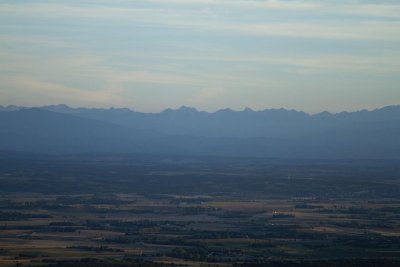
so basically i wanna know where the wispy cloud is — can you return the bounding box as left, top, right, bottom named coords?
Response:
left=1, top=2, right=400, bottom=41
left=120, top=0, right=400, bottom=18
left=189, top=87, right=227, bottom=106
left=0, top=0, right=400, bottom=19
left=0, top=75, right=129, bottom=107
left=0, top=0, right=399, bottom=111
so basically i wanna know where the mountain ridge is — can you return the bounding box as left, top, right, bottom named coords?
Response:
left=0, top=104, right=399, bottom=159
left=1, top=104, right=400, bottom=117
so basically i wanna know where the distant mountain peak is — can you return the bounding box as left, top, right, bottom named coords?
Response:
left=0, top=105, right=23, bottom=111
left=177, top=106, right=198, bottom=112
left=374, top=105, right=400, bottom=112
left=216, top=108, right=234, bottom=113
left=162, top=106, right=198, bottom=114
left=2, top=104, right=400, bottom=117
left=43, top=104, right=75, bottom=114
left=45, top=104, right=70, bottom=108
left=314, top=111, right=332, bottom=117
left=56, top=104, right=70, bottom=108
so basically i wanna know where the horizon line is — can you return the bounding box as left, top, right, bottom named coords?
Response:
left=1, top=103, right=399, bottom=116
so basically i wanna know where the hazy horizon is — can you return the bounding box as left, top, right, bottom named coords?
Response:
left=1, top=102, right=400, bottom=115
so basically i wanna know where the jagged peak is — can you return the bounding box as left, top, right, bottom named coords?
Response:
left=373, top=105, right=400, bottom=113
left=177, top=106, right=198, bottom=112
left=243, top=107, right=254, bottom=112
left=161, top=106, right=198, bottom=114
left=2, top=104, right=399, bottom=116
left=0, top=105, right=23, bottom=111
left=215, top=108, right=235, bottom=113
left=313, top=111, right=333, bottom=118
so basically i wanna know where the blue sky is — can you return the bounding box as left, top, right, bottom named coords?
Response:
left=0, top=0, right=399, bottom=113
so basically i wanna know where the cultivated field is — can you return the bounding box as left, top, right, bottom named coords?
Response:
left=0, top=154, right=399, bottom=266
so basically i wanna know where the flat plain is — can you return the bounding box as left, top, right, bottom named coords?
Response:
left=0, top=154, right=399, bottom=266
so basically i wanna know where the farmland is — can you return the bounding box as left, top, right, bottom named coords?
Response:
left=0, top=154, right=399, bottom=266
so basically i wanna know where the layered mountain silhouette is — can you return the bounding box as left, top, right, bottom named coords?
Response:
left=0, top=104, right=399, bottom=159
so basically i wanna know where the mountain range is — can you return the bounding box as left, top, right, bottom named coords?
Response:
left=0, top=104, right=399, bottom=159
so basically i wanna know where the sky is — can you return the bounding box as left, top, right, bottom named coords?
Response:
left=0, top=0, right=400, bottom=113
